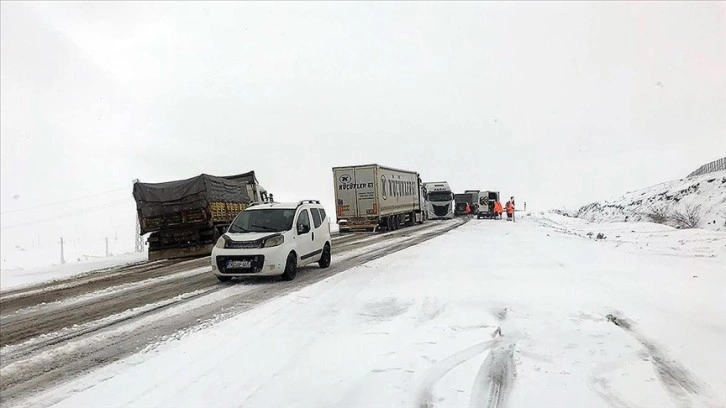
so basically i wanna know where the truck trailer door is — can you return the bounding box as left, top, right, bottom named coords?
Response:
left=353, top=166, right=376, bottom=217
left=334, top=168, right=358, bottom=219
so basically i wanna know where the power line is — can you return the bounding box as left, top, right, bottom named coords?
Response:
left=1, top=187, right=128, bottom=215
left=0, top=198, right=130, bottom=230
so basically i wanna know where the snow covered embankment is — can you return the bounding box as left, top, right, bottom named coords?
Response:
left=532, top=213, right=726, bottom=259
left=559, top=170, right=726, bottom=232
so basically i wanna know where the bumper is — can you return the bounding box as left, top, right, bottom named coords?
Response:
left=338, top=218, right=379, bottom=231
left=211, top=245, right=287, bottom=277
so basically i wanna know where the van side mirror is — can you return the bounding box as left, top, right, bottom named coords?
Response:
left=298, top=224, right=310, bottom=234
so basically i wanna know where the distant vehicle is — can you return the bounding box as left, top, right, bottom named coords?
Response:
left=333, top=164, right=426, bottom=232
left=454, top=193, right=473, bottom=216
left=456, top=190, right=487, bottom=216
left=476, top=190, right=501, bottom=219
left=133, top=171, right=271, bottom=260
left=211, top=200, right=331, bottom=282
left=423, top=182, right=455, bottom=219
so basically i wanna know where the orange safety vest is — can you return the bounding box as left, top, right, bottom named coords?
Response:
left=494, top=202, right=503, bottom=213
left=506, top=202, right=513, bottom=214
left=465, top=203, right=471, bottom=214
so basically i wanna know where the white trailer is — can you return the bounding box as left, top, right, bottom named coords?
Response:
left=333, top=164, right=425, bottom=232
left=423, top=181, right=455, bottom=220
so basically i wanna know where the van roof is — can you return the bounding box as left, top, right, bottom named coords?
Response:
left=247, top=201, right=322, bottom=210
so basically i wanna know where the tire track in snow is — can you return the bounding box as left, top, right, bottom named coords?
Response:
left=417, top=338, right=495, bottom=408
left=600, top=312, right=717, bottom=408
left=468, top=307, right=516, bottom=408
left=468, top=338, right=516, bottom=408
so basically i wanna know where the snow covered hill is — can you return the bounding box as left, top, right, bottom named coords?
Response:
left=558, top=170, right=726, bottom=232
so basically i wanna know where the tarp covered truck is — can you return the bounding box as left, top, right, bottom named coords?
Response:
left=333, top=164, right=426, bottom=232
left=133, top=171, right=269, bottom=260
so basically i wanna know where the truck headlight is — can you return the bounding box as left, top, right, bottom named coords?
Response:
left=262, top=235, right=284, bottom=248
left=215, top=236, right=226, bottom=248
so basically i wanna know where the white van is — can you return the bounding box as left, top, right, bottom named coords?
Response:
left=211, top=200, right=331, bottom=281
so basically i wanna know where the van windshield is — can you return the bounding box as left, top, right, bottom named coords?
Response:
left=229, top=209, right=295, bottom=233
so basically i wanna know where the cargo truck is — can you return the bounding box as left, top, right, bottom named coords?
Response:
left=333, top=164, right=426, bottom=232
left=423, top=182, right=455, bottom=219
left=133, top=171, right=271, bottom=260
left=455, top=190, right=486, bottom=216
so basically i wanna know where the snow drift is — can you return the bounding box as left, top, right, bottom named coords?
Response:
left=558, top=170, right=726, bottom=231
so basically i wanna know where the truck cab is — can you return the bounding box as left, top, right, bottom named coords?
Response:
left=423, top=182, right=455, bottom=220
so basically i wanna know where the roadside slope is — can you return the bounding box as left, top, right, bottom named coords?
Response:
left=562, top=170, right=726, bottom=231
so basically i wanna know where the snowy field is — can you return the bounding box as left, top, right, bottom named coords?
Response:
left=15, top=215, right=726, bottom=408
left=0, top=252, right=147, bottom=291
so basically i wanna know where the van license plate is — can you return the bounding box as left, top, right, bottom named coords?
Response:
left=227, top=260, right=251, bottom=269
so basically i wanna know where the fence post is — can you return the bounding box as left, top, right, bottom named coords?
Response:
left=60, top=237, right=65, bottom=264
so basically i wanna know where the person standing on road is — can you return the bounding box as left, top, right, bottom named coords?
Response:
left=494, top=200, right=503, bottom=220
left=505, top=200, right=513, bottom=221
left=465, top=202, right=472, bottom=218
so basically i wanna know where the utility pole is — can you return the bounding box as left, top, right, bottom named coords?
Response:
left=105, top=237, right=109, bottom=257
left=59, top=237, right=66, bottom=264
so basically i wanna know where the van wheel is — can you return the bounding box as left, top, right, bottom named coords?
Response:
left=318, top=244, right=331, bottom=268
left=217, top=276, right=232, bottom=282
left=281, top=252, right=297, bottom=281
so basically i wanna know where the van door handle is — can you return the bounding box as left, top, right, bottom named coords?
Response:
left=312, top=232, right=315, bottom=241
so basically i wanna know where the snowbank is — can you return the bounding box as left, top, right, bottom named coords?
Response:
left=532, top=212, right=726, bottom=259
left=561, top=170, right=726, bottom=231
left=0, top=252, right=147, bottom=291
left=21, top=218, right=725, bottom=408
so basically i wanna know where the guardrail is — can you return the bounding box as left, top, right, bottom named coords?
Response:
left=688, top=157, right=726, bottom=177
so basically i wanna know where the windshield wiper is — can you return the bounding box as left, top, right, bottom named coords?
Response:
left=229, top=225, right=249, bottom=233
left=251, top=224, right=278, bottom=232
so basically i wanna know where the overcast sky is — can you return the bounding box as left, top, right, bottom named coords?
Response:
left=1, top=2, right=724, bottom=261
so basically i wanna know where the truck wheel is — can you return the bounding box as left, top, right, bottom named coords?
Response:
left=217, top=276, right=232, bottom=282
left=318, top=244, right=331, bottom=268
left=408, top=211, right=415, bottom=226
left=281, top=252, right=298, bottom=281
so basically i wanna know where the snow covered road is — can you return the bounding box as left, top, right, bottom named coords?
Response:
left=11, top=215, right=724, bottom=408
left=0, top=219, right=465, bottom=406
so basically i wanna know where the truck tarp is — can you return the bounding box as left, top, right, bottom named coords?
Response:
left=223, top=171, right=258, bottom=185
left=133, top=174, right=250, bottom=218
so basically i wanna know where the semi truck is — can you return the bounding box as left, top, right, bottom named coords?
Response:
left=423, top=182, right=455, bottom=219
left=333, top=164, right=426, bottom=232
left=133, top=171, right=271, bottom=260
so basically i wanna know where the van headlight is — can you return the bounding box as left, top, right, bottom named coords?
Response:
left=215, top=236, right=226, bottom=248
left=262, top=235, right=284, bottom=248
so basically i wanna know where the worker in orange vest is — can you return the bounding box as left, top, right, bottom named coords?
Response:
left=465, top=202, right=472, bottom=218
left=505, top=200, right=514, bottom=221
left=494, top=200, right=503, bottom=220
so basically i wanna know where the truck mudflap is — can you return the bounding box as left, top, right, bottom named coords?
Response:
left=148, top=243, right=215, bottom=261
